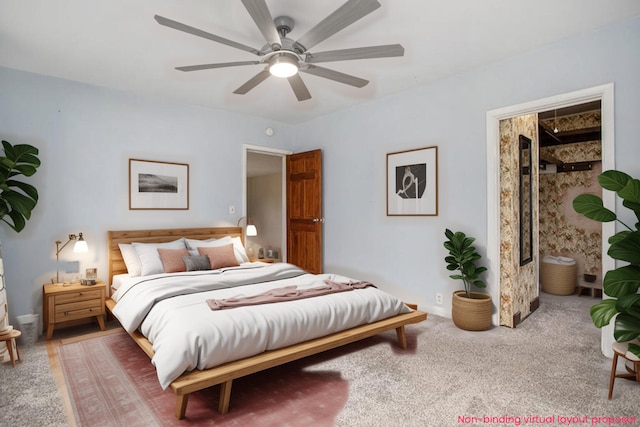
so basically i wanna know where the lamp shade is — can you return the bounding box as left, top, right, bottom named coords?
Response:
left=246, top=224, right=258, bottom=237
left=73, top=233, right=88, bottom=253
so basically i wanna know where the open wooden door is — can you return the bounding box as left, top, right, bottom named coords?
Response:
left=286, top=149, right=323, bottom=274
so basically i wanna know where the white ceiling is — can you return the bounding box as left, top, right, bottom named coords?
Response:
left=2, top=1, right=639, bottom=124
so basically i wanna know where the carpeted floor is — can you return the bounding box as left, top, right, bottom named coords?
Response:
left=330, top=293, right=639, bottom=426
left=1, top=292, right=638, bottom=426
left=0, top=339, right=67, bottom=426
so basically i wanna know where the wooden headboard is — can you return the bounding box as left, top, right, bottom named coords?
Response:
left=107, top=227, right=243, bottom=284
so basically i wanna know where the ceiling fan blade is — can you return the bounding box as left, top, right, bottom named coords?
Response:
left=241, top=0, right=282, bottom=50
left=294, top=0, right=381, bottom=52
left=233, top=69, right=271, bottom=94
left=176, top=61, right=260, bottom=72
left=154, top=15, right=263, bottom=56
left=287, top=74, right=312, bottom=101
left=299, top=65, right=368, bottom=88
left=306, top=44, right=404, bottom=63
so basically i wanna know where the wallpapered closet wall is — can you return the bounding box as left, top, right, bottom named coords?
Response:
left=499, top=114, right=539, bottom=328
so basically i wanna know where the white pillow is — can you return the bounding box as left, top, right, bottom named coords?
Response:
left=132, top=238, right=187, bottom=276
left=230, top=236, right=250, bottom=263
left=118, top=244, right=141, bottom=277
left=185, top=237, right=223, bottom=256
left=186, top=236, right=249, bottom=263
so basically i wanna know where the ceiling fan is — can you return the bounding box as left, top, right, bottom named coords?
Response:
left=154, top=0, right=404, bottom=101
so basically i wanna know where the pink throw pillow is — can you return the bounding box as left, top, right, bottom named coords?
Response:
left=198, top=244, right=240, bottom=269
left=157, top=248, right=190, bottom=273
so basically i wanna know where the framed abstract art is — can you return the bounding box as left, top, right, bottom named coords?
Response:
left=386, top=146, right=438, bottom=216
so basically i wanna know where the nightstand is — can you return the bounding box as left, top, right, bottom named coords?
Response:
left=43, top=281, right=106, bottom=340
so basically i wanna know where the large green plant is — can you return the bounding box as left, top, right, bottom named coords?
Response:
left=0, top=140, right=41, bottom=232
left=573, top=170, right=640, bottom=356
left=444, top=229, right=487, bottom=298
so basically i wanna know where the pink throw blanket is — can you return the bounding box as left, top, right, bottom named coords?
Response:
left=206, top=280, right=376, bottom=310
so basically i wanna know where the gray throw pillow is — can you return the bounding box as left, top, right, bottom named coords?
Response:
left=182, top=255, right=211, bottom=272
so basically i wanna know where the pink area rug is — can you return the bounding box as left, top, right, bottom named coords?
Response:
left=57, top=329, right=360, bottom=427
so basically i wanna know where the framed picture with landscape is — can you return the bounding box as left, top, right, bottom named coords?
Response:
left=129, top=159, right=189, bottom=210
left=386, top=146, right=438, bottom=216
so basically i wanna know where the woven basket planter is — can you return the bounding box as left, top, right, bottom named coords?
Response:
left=541, top=262, right=577, bottom=296
left=451, top=291, right=492, bottom=331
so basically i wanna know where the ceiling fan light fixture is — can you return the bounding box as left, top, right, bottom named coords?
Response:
left=156, top=1, right=403, bottom=101
left=269, top=54, right=298, bottom=78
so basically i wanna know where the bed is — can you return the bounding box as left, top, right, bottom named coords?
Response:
left=105, top=227, right=427, bottom=420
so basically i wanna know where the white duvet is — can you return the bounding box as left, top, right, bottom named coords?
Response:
left=112, top=262, right=411, bottom=389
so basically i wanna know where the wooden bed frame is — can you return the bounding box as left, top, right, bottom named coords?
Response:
left=106, top=227, right=427, bottom=420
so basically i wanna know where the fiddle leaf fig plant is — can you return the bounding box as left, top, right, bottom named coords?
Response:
left=0, top=140, right=41, bottom=232
left=444, top=229, right=487, bottom=298
left=573, top=170, right=640, bottom=356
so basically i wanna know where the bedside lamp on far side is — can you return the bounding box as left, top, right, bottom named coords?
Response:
left=237, top=217, right=258, bottom=237
left=55, top=232, right=88, bottom=283
left=246, top=224, right=258, bottom=237
left=237, top=217, right=258, bottom=259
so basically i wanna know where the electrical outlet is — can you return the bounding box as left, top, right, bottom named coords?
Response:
left=229, top=205, right=235, bottom=214
left=436, top=293, right=443, bottom=305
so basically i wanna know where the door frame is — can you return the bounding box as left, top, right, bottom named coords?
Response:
left=486, top=83, right=615, bottom=355
left=242, top=144, right=292, bottom=261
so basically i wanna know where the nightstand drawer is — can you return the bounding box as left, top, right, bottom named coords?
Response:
left=54, top=299, right=104, bottom=322
left=54, top=289, right=102, bottom=305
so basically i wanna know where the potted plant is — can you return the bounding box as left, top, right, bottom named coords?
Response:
left=444, top=228, right=492, bottom=331
left=573, top=170, right=640, bottom=358
left=0, top=139, right=40, bottom=360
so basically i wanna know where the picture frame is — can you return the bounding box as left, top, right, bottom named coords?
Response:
left=85, top=268, right=97, bottom=279
left=129, top=159, right=189, bottom=210
left=386, top=146, right=438, bottom=216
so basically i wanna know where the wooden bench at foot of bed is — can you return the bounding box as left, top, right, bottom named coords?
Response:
left=106, top=298, right=426, bottom=420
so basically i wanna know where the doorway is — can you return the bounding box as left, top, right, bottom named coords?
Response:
left=538, top=101, right=603, bottom=291
left=243, top=145, right=291, bottom=261
left=486, top=84, right=615, bottom=356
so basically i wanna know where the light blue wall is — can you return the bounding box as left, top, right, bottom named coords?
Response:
left=293, top=17, right=640, bottom=315
left=0, top=67, right=295, bottom=322
left=1, top=17, right=639, bottom=326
